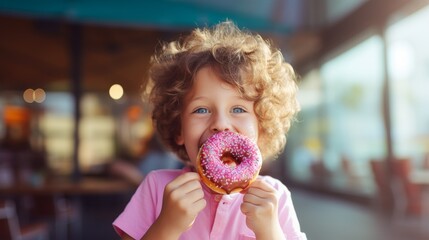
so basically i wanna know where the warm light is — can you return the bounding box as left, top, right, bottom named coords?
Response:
left=23, top=88, right=46, bottom=103
left=4, top=106, right=30, bottom=124
left=23, top=89, right=34, bottom=103
left=109, top=84, right=124, bottom=100
left=34, top=88, right=46, bottom=103
left=126, top=105, right=142, bottom=122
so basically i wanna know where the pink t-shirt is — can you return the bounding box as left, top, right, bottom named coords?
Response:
left=113, top=168, right=307, bottom=240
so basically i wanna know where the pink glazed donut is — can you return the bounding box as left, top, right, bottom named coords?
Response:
left=196, top=131, right=262, bottom=194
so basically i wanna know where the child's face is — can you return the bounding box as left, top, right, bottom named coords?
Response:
left=176, top=66, right=259, bottom=166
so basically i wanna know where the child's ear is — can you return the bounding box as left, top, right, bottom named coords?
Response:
left=176, top=134, right=184, bottom=145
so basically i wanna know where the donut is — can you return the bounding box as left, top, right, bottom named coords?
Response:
left=196, top=131, right=262, bottom=194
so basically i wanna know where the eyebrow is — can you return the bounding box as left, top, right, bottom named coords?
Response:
left=189, top=96, right=208, bottom=101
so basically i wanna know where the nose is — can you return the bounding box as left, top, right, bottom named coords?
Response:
left=210, top=112, right=231, bottom=132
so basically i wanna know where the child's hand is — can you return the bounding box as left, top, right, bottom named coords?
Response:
left=240, top=179, right=285, bottom=240
left=156, top=172, right=206, bottom=237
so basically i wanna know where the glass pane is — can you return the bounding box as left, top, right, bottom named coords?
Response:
left=286, top=35, right=386, bottom=194
left=320, top=35, right=386, bottom=173
left=286, top=70, right=324, bottom=180
left=387, top=4, right=429, bottom=164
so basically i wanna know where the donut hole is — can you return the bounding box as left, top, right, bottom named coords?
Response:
left=221, top=152, right=240, bottom=168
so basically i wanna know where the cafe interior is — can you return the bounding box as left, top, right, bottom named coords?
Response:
left=1, top=0, right=429, bottom=239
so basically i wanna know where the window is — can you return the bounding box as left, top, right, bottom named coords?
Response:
left=387, top=4, right=429, bottom=164
left=287, top=35, right=386, bottom=194
left=320, top=36, right=386, bottom=173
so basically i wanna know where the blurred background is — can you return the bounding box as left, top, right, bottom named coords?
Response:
left=1, top=0, right=429, bottom=239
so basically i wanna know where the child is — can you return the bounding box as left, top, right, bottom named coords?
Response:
left=113, top=21, right=307, bottom=240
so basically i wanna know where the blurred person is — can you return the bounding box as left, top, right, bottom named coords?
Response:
left=110, top=133, right=182, bottom=186
left=113, top=21, right=306, bottom=240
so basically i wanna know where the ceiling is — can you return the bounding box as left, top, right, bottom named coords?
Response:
left=0, top=0, right=366, bottom=32
left=2, top=0, right=417, bottom=96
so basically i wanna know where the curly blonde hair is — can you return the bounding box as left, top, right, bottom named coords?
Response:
left=143, top=21, right=300, bottom=162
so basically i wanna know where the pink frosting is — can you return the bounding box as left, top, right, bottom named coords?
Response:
left=198, top=131, right=262, bottom=192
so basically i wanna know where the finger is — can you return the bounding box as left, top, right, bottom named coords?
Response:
left=169, top=179, right=203, bottom=202
left=174, top=172, right=201, bottom=186
left=239, top=179, right=261, bottom=194
left=243, top=191, right=263, bottom=205
left=244, top=181, right=278, bottom=207
left=175, top=187, right=205, bottom=212
left=247, top=180, right=277, bottom=197
left=185, top=198, right=207, bottom=227
left=165, top=172, right=200, bottom=192
left=177, top=178, right=203, bottom=194
left=246, top=187, right=269, bottom=198
left=193, top=197, right=207, bottom=212
left=240, top=201, right=257, bottom=214
left=186, top=186, right=205, bottom=204
left=247, top=179, right=276, bottom=193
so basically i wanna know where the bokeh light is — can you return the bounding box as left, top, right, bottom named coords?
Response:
left=109, top=84, right=124, bottom=100
left=23, top=88, right=46, bottom=103
left=23, top=88, right=34, bottom=103
left=34, top=88, right=46, bottom=103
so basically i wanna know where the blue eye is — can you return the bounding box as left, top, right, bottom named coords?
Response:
left=232, top=107, right=246, bottom=113
left=193, top=108, right=209, bottom=114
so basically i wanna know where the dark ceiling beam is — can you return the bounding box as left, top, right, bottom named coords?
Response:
left=320, top=0, right=429, bottom=59
left=294, top=0, right=429, bottom=73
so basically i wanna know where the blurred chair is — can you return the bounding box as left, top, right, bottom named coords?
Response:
left=341, top=156, right=363, bottom=186
left=310, top=159, right=331, bottom=180
left=423, top=153, right=429, bottom=169
left=392, top=158, right=423, bottom=216
left=369, top=160, right=394, bottom=213
left=28, top=195, right=80, bottom=240
left=0, top=199, right=49, bottom=240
